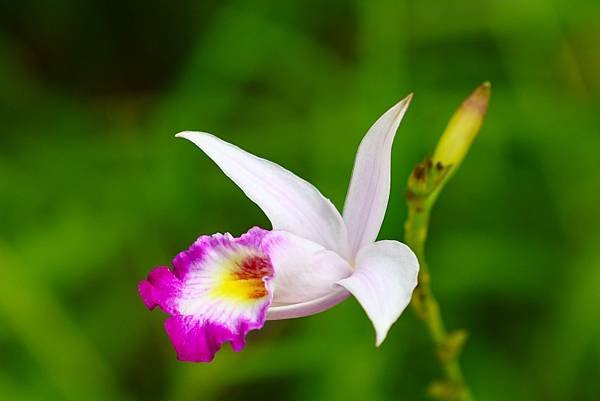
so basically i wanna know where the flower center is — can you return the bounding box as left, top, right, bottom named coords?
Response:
left=212, top=253, right=273, bottom=301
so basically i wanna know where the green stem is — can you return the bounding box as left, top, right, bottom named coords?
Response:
left=405, top=203, right=474, bottom=401
left=402, top=82, right=490, bottom=400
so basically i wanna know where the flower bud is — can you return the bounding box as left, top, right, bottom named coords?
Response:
left=432, top=82, right=491, bottom=172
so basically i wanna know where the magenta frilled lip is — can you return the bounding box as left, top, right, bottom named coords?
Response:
left=139, top=227, right=275, bottom=362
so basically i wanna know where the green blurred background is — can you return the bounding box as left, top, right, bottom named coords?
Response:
left=1, top=1, right=599, bottom=400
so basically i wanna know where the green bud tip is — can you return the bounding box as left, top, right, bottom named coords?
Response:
left=463, top=81, right=491, bottom=115
left=432, top=82, right=491, bottom=170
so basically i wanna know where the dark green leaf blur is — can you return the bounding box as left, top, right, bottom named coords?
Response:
left=1, top=1, right=598, bottom=400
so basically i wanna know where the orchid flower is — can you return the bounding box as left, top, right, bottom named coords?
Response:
left=139, top=95, right=419, bottom=362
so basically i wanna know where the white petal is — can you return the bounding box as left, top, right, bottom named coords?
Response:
left=342, top=95, right=412, bottom=257
left=177, top=131, right=349, bottom=256
left=264, top=231, right=352, bottom=305
left=266, top=287, right=350, bottom=320
left=337, top=240, right=419, bottom=346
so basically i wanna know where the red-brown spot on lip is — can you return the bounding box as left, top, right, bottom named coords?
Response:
left=236, top=255, right=273, bottom=279
left=234, top=255, right=273, bottom=299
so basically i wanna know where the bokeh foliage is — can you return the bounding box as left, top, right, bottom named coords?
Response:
left=0, top=1, right=599, bottom=400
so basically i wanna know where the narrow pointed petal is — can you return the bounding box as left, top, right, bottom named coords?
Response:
left=176, top=131, right=349, bottom=256
left=337, top=240, right=419, bottom=346
left=342, top=96, right=412, bottom=257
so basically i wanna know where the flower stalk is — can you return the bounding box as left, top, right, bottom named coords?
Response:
left=405, top=82, right=491, bottom=401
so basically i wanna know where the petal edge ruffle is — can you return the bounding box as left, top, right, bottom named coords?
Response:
left=138, top=227, right=274, bottom=362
